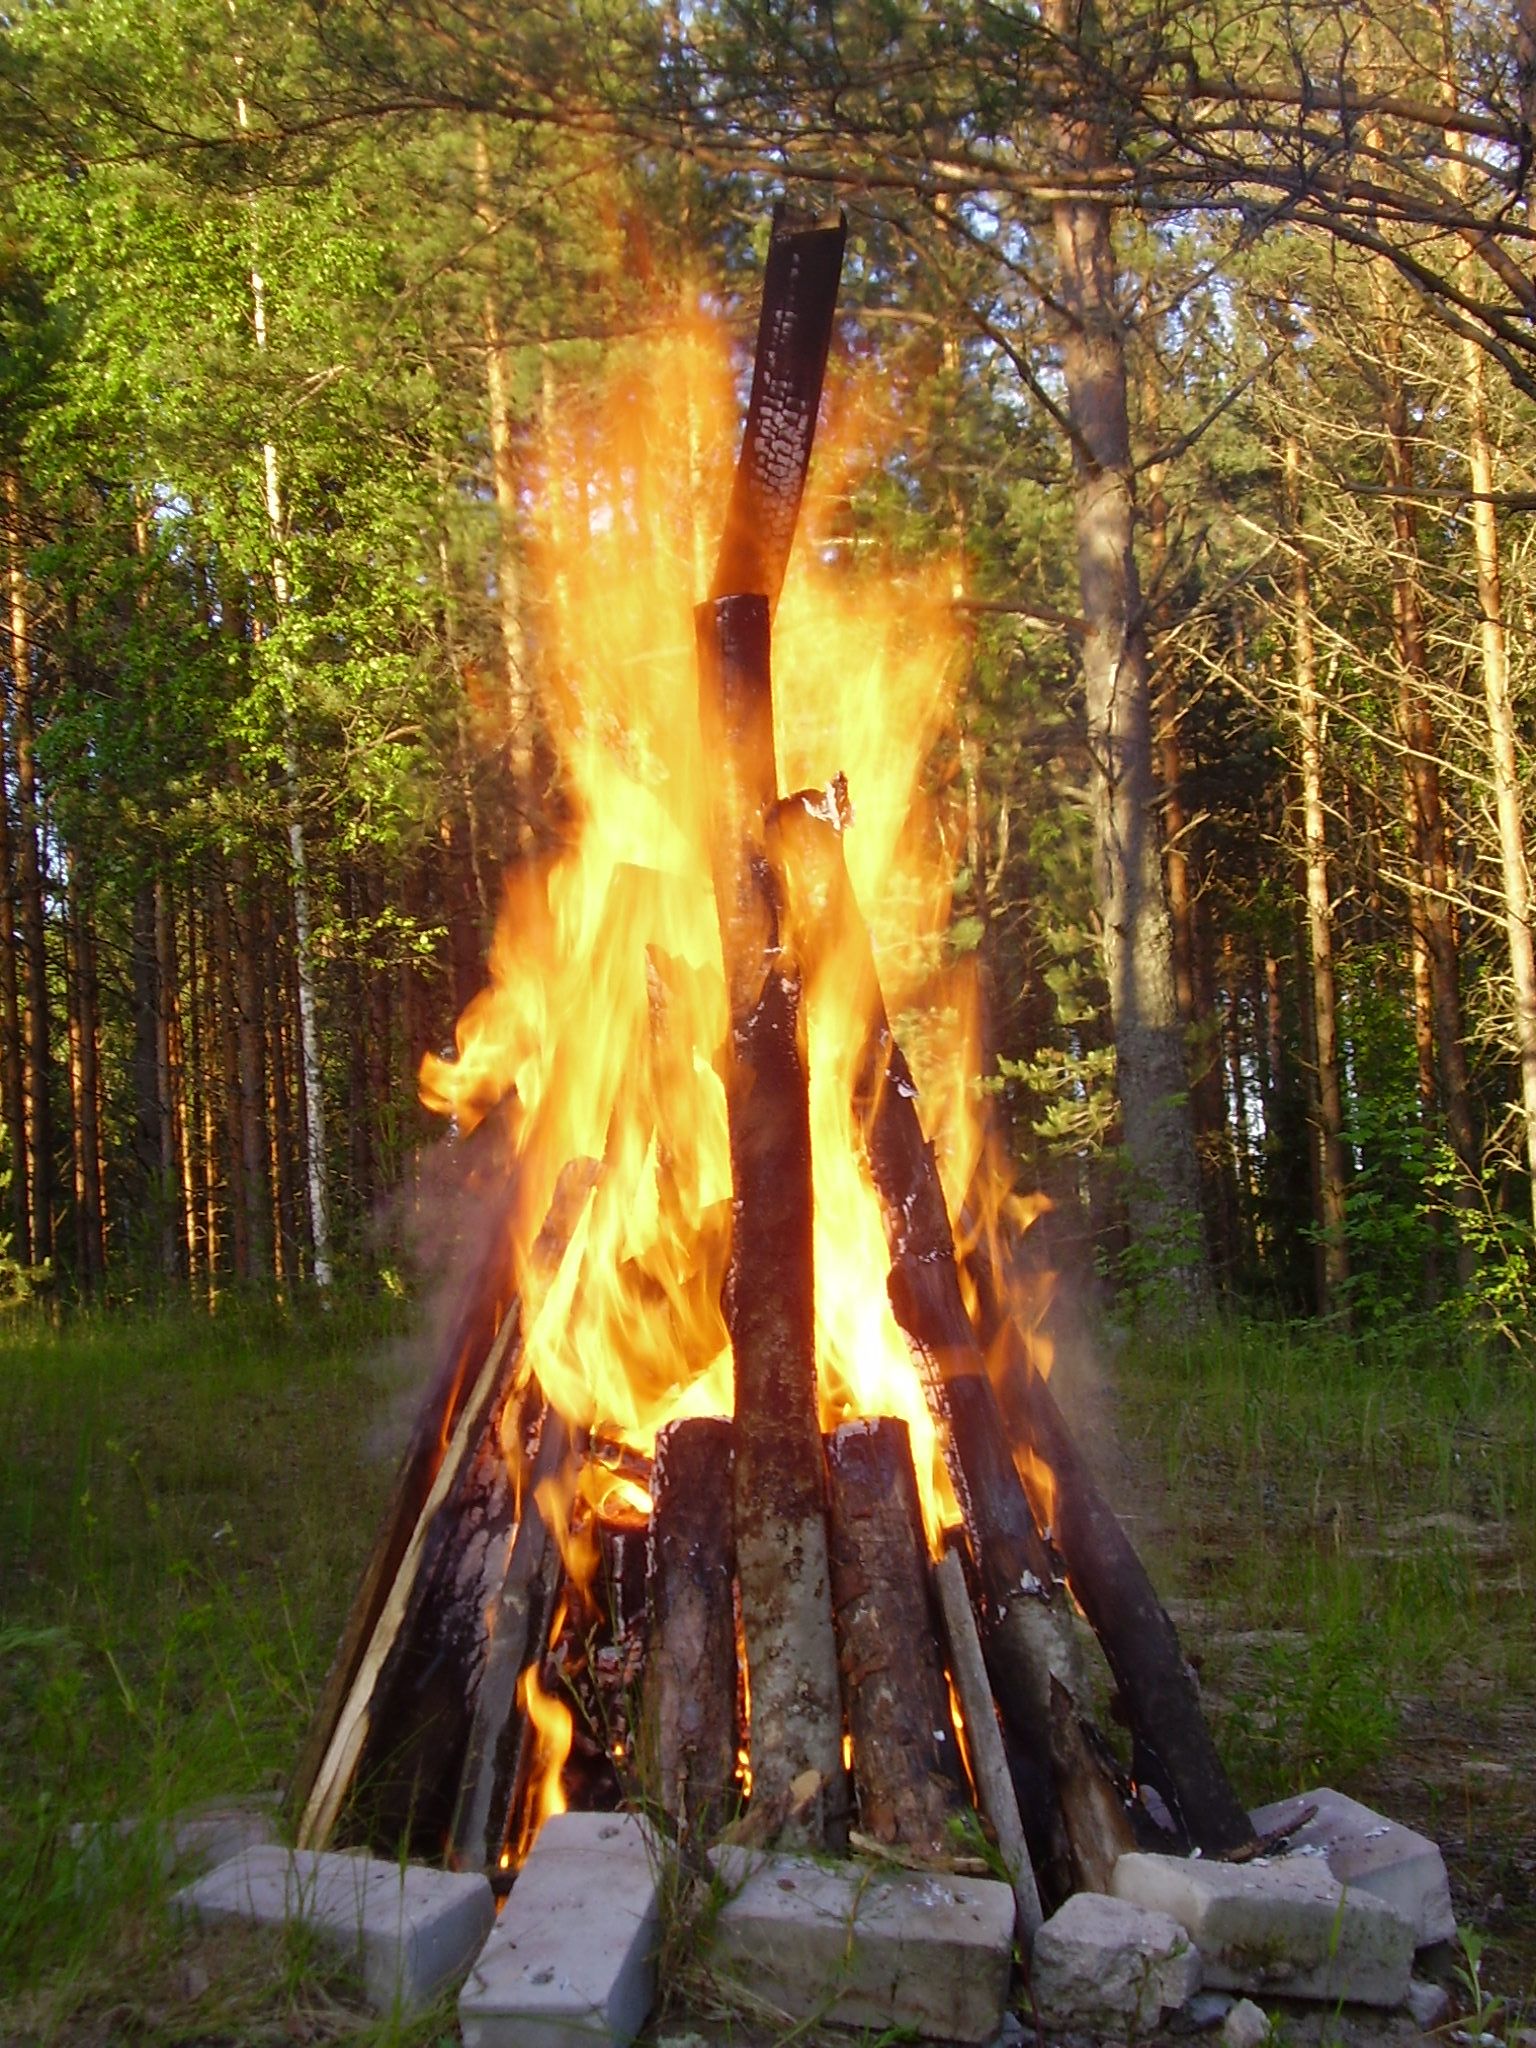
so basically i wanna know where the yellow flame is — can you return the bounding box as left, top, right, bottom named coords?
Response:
left=422, top=314, right=1022, bottom=1545
left=516, top=1651, right=573, bottom=1851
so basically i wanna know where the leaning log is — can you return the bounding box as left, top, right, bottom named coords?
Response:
left=292, top=1158, right=598, bottom=1854
left=826, top=1418, right=966, bottom=1860
left=287, top=1112, right=521, bottom=1834
left=770, top=794, right=1124, bottom=1890
left=712, top=204, right=847, bottom=609
left=448, top=1403, right=578, bottom=1872
left=934, top=1541, right=1044, bottom=1940
left=973, top=1257, right=1254, bottom=1855
left=640, top=1417, right=739, bottom=1846
left=697, top=597, right=843, bottom=1846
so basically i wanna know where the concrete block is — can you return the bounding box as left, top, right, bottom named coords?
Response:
left=1221, top=1997, right=1270, bottom=2048
left=1251, top=1788, right=1455, bottom=1947
left=708, top=1846, right=1014, bottom=2043
left=166, top=1797, right=282, bottom=1877
left=1031, top=1892, right=1202, bottom=2032
left=1112, top=1851, right=1415, bottom=2007
left=172, top=1845, right=494, bottom=2013
left=459, top=1812, right=662, bottom=2048
left=1405, top=1977, right=1451, bottom=2030
left=70, top=1795, right=279, bottom=1886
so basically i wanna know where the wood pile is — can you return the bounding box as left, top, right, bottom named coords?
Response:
left=286, top=208, right=1254, bottom=1925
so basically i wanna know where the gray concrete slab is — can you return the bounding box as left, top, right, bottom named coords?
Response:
left=459, top=1813, right=662, bottom=2048
left=1112, top=1851, right=1415, bottom=2008
left=1250, top=1788, right=1455, bottom=1948
left=1031, top=1890, right=1202, bottom=2033
left=708, top=1846, right=1014, bottom=2042
left=172, top=1844, right=494, bottom=2013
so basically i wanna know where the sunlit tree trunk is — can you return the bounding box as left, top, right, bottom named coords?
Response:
left=64, top=857, right=106, bottom=1289
left=1043, top=3, right=1212, bottom=1311
left=1439, top=21, right=1536, bottom=1228
left=1369, top=268, right=1479, bottom=1281
left=3, top=471, right=53, bottom=1269
left=0, top=489, right=30, bottom=1268
left=233, top=60, right=332, bottom=1288
left=473, top=126, right=536, bottom=852
left=1284, top=438, right=1350, bottom=1319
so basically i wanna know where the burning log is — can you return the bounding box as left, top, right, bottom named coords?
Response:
left=692, top=203, right=851, bottom=1848
left=697, top=595, right=843, bottom=1847
left=969, top=1247, right=1254, bottom=1856
left=290, top=1158, right=596, bottom=1855
left=640, top=1417, right=739, bottom=1846
left=287, top=1127, right=520, bottom=1840
left=711, top=204, right=847, bottom=608
left=826, top=1418, right=966, bottom=1860
left=448, top=1403, right=579, bottom=1872
left=769, top=792, right=1126, bottom=1890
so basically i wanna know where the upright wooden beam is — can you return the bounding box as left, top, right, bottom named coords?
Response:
left=697, top=597, right=843, bottom=1847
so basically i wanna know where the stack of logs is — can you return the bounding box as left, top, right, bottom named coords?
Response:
left=286, top=207, right=1255, bottom=1926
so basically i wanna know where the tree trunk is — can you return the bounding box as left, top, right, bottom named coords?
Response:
left=1283, top=439, right=1350, bottom=1318
left=230, top=849, right=273, bottom=1281
left=211, top=871, right=249, bottom=1280
left=236, top=87, right=332, bottom=1289
left=66, top=862, right=105, bottom=1287
left=3, top=472, right=53, bottom=1271
left=473, top=126, right=536, bottom=854
left=1372, top=285, right=1479, bottom=1280
left=1438, top=27, right=1536, bottom=1227
left=1042, top=20, right=1212, bottom=1313
left=0, top=530, right=29, bottom=1268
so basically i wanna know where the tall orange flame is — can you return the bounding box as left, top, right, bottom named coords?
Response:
left=423, top=313, right=1048, bottom=1831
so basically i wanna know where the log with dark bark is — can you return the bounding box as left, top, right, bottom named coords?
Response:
left=968, top=1242, right=1253, bottom=1855
left=288, top=1115, right=521, bottom=1834
left=712, top=204, right=847, bottom=609
left=641, top=1417, right=739, bottom=1845
left=291, top=1153, right=596, bottom=1854
left=826, top=1418, right=966, bottom=1859
left=696, top=596, right=843, bottom=1846
left=770, top=795, right=1113, bottom=1887
left=448, top=1402, right=579, bottom=1872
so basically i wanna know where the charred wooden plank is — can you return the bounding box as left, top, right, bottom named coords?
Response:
left=1048, top=1675, right=1138, bottom=1892
left=712, top=205, right=847, bottom=608
left=292, top=1159, right=596, bottom=1856
left=826, top=1419, right=966, bottom=1860
left=448, top=1403, right=578, bottom=1872
left=641, top=1417, right=739, bottom=1845
left=334, top=1385, right=527, bottom=1858
left=287, top=1119, right=520, bottom=1831
left=294, top=1294, right=524, bottom=1850
left=696, top=597, right=843, bottom=1848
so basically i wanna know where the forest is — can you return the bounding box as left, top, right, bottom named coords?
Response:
left=0, top=0, right=1533, bottom=1337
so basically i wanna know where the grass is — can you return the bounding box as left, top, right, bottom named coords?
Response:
left=1098, top=1315, right=1536, bottom=2006
left=0, top=1290, right=442, bottom=2043
left=0, top=1297, right=1532, bottom=2041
